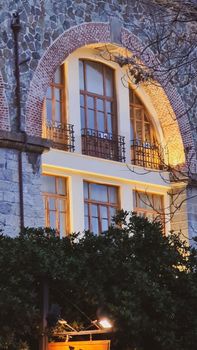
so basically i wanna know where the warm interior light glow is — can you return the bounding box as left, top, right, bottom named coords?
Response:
left=98, top=318, right=112, bottom=329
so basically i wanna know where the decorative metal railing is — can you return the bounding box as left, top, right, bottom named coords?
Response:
left=44, top=121, right=75, bottom=152
left=81, top=128, right=126, bottom=163
left=131, top=139, right=165, bottom=170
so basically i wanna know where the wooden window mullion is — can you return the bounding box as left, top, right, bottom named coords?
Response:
left=98, top=204, right=101, bottom=234
left=94, top=96, right=97, bottom=131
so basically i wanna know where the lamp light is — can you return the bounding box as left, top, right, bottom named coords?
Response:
left=98, top=318, right=113, bottom=329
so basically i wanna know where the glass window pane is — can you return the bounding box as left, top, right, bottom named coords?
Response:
left=87, top=96, right=94, bottom=109
left=42, top=176, right=56, bottom=193
left=46, top=86, right=52, bottom=98
left=59, top=199, right=66, bottom=211
left=86, top=61, right=103, bottom=95
left=106, top=101, right=112, bottom=113
left=55, top=88, right=60, bottom=101
left=80, top=107, right=85, bottom=128
left=49, top=198, right=56, bottom=210
left=92, top=217, right=99, bottom=235
left=130, top=120, right=134, bottom=141
left=97, top=112, right=105, bottom=132
left=84, top=182, right=89, bottom=200
left=100, top=205, right=108, bottom=219
left=153, top=195, right=162, bottom=211
left=54, top=67, right=61, bottom=84
left=110, top=207, right=116, bottom=221
left=58, top=178, right=66, bottom=195
left=135, top=108, right=143, bottom=120
left=46, top=99, right=52, bottom=121
left=137, top=192, right=153, bottom=209
left=80, top=94, right=85, bottom=107
left=87, top=109, right=95, bottom=129
left=97, top=99, right=104, bottom=111
left=107, top=115, right=112, bottom=134
left=101, top=218, right=108, bottom=232
left=105, top=66, right=113, bottom=97
left=109, top=187, right=118, bottom=204
left=138, top=193, right=150, bottom=209
left=60, top=212, right=66, bottom=237
left=84, top=203, right=88, bottom=216
left=91, top=204, right=98, bottom=217
left=145, top=123, right=151, bottom=142
left=136, top=121, right=143, bottom=141
left=79, top=61, right=85, bottom=90
left=91, top=184, right=108, bottom=202
left=85, top=216, right=89, bottom=231
left=55, top=101, right=61, bottom=122
left=49, top=211, right=56, bottom=229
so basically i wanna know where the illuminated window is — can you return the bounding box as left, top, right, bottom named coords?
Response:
left=84, top=182, right=119, bottom=234
left=79, top=60, right=116, bottom=133
left=42, top=175, right=68, bottom=237
left=133, top=190, right=164, bottom=225
left=44, top=65, right=65, bottom=124
left=130, top=89, right=164, bottom=169
left=129, top=89, right=156, bottom=144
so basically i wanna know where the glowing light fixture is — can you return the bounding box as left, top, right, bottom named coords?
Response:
left=98, top=318, right=113, bottom=329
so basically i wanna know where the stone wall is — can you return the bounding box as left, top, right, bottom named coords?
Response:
left=0, top=149, right=19, bottom=236
left=0, top=148, right=44, bottom=236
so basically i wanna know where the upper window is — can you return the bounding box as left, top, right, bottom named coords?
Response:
left=84, top=181, right=119, bottom=235
left=42, top=175, right=69, bottom=237
left=130, top=89, right=164, bottom=169
left=43, top=66, right=75, bottom=152
left=130, top=89, right=156, bottom=144
left=79, top=60, right=116, bottom=134
left=44, top=65, right=65, bottom=124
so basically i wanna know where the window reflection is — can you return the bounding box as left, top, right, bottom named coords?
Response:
left=79, top=60, right=116, bottom=134
left=42, top=175, right=68, bottom=237
left=133, top=190, right=164, bottom=228
left=84, top=182, right=119, bottom=234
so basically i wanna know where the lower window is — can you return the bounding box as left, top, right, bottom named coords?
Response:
left=42, top=175, right=68, bottom=237
left=133, top=190, right=164, bottom=226
left=84, top=182, right=119, bottom=234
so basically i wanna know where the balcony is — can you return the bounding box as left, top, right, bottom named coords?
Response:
left=44, top=121, right=75, bottom=152
left=131, top=140, right=166, bottom=170
left=81, top=128, right=126, bottom=163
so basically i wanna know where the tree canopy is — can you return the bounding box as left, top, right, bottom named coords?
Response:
left=1, top=213, right=197, bottom=350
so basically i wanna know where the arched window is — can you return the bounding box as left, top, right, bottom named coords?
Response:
left=79, top=60, right=125, bottom=162
left=130, top=89, right=164, bottom=170
left=130, top=89, right=156, bottom=144
left=45, top=65, right=65, bottom=124
left=43, top=65, right=74, bottom=152
left=79, top=60, right=116, bottom=134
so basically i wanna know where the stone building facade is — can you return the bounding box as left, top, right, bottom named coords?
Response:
left=0, top=0, right=196, bottom=239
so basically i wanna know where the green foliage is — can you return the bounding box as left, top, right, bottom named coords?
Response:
left=0, top=213, right=197, bottom=350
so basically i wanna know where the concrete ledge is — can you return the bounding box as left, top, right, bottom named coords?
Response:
left=0, top=130, right=51, bottom=154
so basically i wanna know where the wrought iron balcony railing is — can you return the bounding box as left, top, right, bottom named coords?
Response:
left=131, top=139, right=166, bottom=170
left=44, top=121, right=75, bottom=152
left=81, top=128, right=126, bottom=163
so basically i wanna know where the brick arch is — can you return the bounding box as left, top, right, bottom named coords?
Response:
left=26, top=22, right=195, bottom=164
left=0, top=72, right=10, bottom=131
